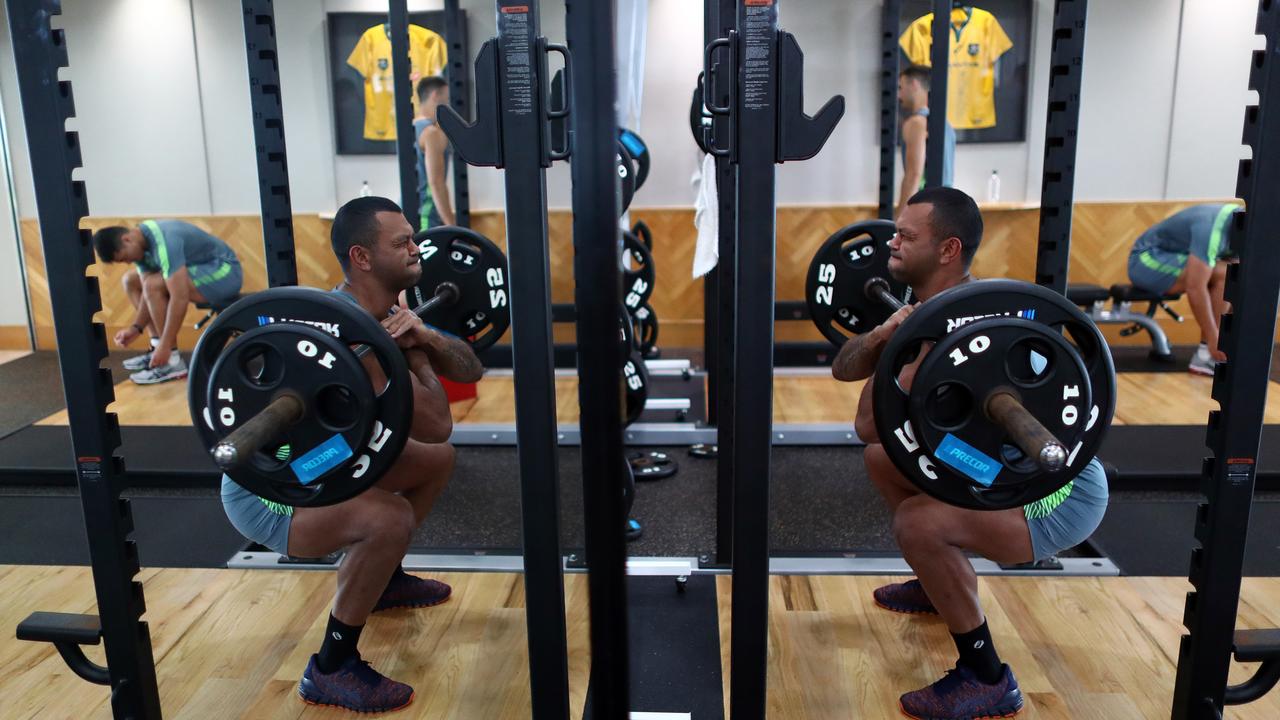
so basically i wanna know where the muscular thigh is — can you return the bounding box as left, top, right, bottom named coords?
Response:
left=287, top=487, right=411, bottom=559
left=898, top=495, right=1034, bottom=565
left=374, top=439, right=454, bottom=494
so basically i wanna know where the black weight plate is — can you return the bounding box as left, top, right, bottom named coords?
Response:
left=630, top=303, right=660, bottom=358
left=618, top=142, right=636, bottom=215
left=623, top=350, right=649, bottom=426
left=410, top=226, right=510, bottom=351
left=189, top=287, right=413, bottom=507
left=629, top=450, right=677, bottom=480
left=907, top=318, right=1092, bottom=510
left=872, top=279, right=1116, bottom=511
left=619, top=128, right=650, bottom=190
left=690, top=73, right=711, bottom=153
left=633, top=220, right=654, bottom=251
left=621, top=229, right=656, bottom=313
left=805, top=220, right=911, bottom=345
left=207, top=325, right=376, bottom=506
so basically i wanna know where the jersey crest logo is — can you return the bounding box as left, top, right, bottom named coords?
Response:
left=968, top=43, right=980, bottom=55
left=378, top=58, right=389, bottom=70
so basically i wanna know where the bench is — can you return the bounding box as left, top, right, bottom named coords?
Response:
left=1065, top=283, right=1183, bottom=361
left=192, top=294, right=243, bottom=330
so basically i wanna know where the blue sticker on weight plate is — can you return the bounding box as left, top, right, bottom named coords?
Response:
left=934, top=434, right=1002, bottom=487
left=290, top=434, right=354, bottom=485
left=620, top=130, right=645, bottom=157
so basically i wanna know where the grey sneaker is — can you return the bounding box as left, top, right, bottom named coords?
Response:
left=130, top=354, right=187, bottom=385
left=1189, top=346, right=1215, bottom=377
left=122, top=350, right=153, bottom=371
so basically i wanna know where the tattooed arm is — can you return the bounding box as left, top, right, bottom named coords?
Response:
left=417, top=325, right=485, bottom=384
left=830, top=303, right=915, bottom=382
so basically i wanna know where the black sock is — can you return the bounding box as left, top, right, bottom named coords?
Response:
left=952, top=619, right=1003, bottom=684
left=317, top=614, right=364, bottom=673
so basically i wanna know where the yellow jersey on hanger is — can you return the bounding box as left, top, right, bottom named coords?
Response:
left=899, top=7, right=1013, bottom=130
left=347, top=23, right=448, bottom=141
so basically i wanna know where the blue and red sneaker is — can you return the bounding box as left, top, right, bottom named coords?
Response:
left=372, top=572, right=452, bottom=613
left=873, top=578, right=939, bottom=615
left=899, top=663, right=1024, bottom=720
left=298, top=654, right=414, bottom=713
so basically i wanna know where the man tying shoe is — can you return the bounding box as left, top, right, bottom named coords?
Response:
left=93, top=220, right=243, bottom=385
left=221, top=196, right=483, bottom=713
left=831, top=186, right=1109, bottom=720
left=1127, top=202, right=1242, bottom=376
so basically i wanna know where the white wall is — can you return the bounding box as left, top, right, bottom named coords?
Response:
left=1164, top=0, right=1260, bottom=199
left=0, top=0, right=1262, bottom=218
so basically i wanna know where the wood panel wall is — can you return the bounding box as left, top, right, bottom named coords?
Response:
left=19, top=201, right=1237, bottom=352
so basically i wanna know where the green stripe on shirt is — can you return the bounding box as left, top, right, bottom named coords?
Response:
left=1206, top=203, right=1242, bottom=269
left=141, top=220, right=171, bottom=278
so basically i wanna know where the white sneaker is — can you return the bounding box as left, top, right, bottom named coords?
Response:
left=130, top=354, right=187, bottom=385
left=122, top=350, right=153, bottom=371
left=1189, top=345, right=1215, bottom=377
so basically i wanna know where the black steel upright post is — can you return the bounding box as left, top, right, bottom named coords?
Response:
left=443, top=0, right=472, bottom=227
left=242, top=0, right=298, bottom=287
left=712, top=0, right=737, bottom=566
left=436, top=1, right=569, bottom=716
left=1034, top=0, right=1087, bottom=295
left=878, top=0, right=902, bottom=219
left=702, top=0, right=720, bottom=427
left=564, top=2, right=629, bottom=715
left=729, top=6, right=779, bottom=708
left=924, top=0, right=949, bottom=188
left=5, top=2, right=162, bottom=717
left=708, top=2, right=844, bottom=715
left=388, top=0, right=420, bottom=230
left=1172, top=3, right=1280, bottom=718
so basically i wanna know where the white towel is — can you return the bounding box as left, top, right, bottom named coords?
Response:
left=692, top=152, right=719, bottom=278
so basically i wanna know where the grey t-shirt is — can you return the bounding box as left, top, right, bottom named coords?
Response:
left=136, top=219, right=238, bottom=278
left=1131, top=203, right=1241, bottom=269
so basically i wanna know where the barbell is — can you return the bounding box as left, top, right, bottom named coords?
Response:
left=190, top=227, right=511, bottom=507
left=805, top=220, right=1117, bottom=510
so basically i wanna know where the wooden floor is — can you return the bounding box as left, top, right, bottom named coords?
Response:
left=5, top=566, right=1280, bottom=719
left=35, top=369, right=1280, bottom=428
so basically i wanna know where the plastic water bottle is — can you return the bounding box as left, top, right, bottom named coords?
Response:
left=359, top=180, right=372, bottom=198
left=987, top=170, right=1001, bottom=203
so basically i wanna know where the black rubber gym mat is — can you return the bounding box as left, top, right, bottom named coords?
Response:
left=0, top=352, right=67, bottom=439
left=583, top=575, right=724, bottom=719
left=1107, top=345, right=1196, bottom=373
left=413, top=445, right=897, bottom=557
left=1101, top=426, right=1280, bottom=489
left=1089, top=500, right=1280, bottom=576
left=0, top=494, right=246, bottom=567
left=0, top=426, right=218, bottom=487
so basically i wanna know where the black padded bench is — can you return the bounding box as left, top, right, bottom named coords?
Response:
left=193, top=293, right=243, bottom=330
left=1065, top=283, right=1183, bottom=361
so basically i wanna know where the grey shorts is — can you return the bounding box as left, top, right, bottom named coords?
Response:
left=191, top=259, right=243, bottom=305
left=1127, top=248, right=1185, bottom=296
left=1025, top=457, right=1109, bottom=560
left=221, top=475, right=292, bottom=555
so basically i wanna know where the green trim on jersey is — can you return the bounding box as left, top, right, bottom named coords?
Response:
left=141, top=220, right=172, bottom=278
left=1206, top=203, right=1241, bottom=269
left=1023, top=480, right=1074, bottom=520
